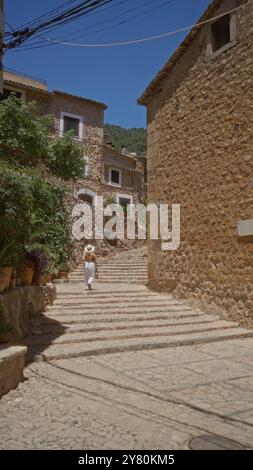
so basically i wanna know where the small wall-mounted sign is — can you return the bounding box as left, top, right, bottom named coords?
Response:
left=238, top=219, right=253, bottom=237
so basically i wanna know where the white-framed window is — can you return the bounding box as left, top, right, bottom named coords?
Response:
left=60, top=112, right=83, bottom=141
left=116, top=192, right=133, bottom=207
left=83, top=158, right=90, bottom=178
left=109, top=167, right=122, bottom=187
left=1, top=86, right=26, bottom=101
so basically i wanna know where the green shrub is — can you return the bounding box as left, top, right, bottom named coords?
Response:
left=0, top=162, right=34, bottom=260
left=0, top=95, right=52, bottom=165
left=26, top=171, right=70, bottom=267
left=0, top=97, right=85, bottom=181
left=47, top=131, right=84, bottom=180
left=0, top=163, right=70, bottom=270
left=58, top=261, right=70, bottom=273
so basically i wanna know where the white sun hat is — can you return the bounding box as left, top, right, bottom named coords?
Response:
left=84, top=244, right=95, bottom=253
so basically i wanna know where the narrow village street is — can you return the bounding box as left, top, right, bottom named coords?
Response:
left=1, top=248, right=253, bottom=450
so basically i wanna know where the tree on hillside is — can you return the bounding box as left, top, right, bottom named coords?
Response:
left=105, top=124, right=147, bottom=156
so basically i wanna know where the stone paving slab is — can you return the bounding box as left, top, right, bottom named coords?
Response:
left=1, top=343, right=253, bottom=449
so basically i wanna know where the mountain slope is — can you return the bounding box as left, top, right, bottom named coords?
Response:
left=105, top=124, right=147, bottom=157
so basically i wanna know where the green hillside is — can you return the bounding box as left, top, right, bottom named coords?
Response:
left=105, top=124, right=147, bottom=157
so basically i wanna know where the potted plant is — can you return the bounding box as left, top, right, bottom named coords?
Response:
left=58, top=261, right=70, bottom=280
left=43, top=268, right=52, bottom=284
left=0, top=244, right=16, bottom=293
left=19, top=252, right=35, bottom=286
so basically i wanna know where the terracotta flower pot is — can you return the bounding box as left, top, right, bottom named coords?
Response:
left=9, top=277, right=16, bottom=289
left=58, top=272, right=69, bottom=280
left=44, top=273, right=52, bottom=284
left=41, top=273, right=48, bottom=286
left=51, top=271, right=59, bottom=280
left=20, top=266, right=34, bottom=286
left=0, top=267, right=13, bottom=293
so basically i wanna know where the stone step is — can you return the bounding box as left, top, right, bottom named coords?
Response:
left=73, top=267, right=147, bottom=270
left=77, top=271, right=148, bottom=275
left=26, top=320, right=238, bottom=348
left=98, top=278, right=148, bottom=282
left=53, top=293, right=175, bottom=302
left=71, top=273, right=148, bottom=279
left=45, top=307, right=192, bottom=318
left=48, top=290, right=182, bottom=309
left=96, top=264, right=147, bottom=268
left=45, top=310, right=196, bottom=322
left=30, top=314, right=221, bottom=335
left=69, top=280, right=148, bottom=285
left=46, top=306, right=194, bottom=318
left=33, top=311, right=205, bottom=327
left=80, top=264, right=148, bottom=268
left=27, top=328, right=253, bottom=362
left=69, top=279, right=147, bottom=284
left=25, top=320, right=237, bottom=347
left=49, top=300, right=186, bottom=310
left=69, top=271, right=148, bottom=282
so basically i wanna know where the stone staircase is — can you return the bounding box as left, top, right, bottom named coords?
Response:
left=24, top=248, right=253, bottom=362
left=69, top=247, right=148, bottom=284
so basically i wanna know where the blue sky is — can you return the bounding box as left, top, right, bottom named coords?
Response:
left=4, top=0, right=211, bottom=128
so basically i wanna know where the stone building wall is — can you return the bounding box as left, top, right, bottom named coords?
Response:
left=144, top=0, right=253, bottom=326
left=51, top=93, right=105, bottom=182
left=4, top=70, right=47, bottom=90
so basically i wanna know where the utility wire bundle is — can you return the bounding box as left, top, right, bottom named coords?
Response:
left=3, top=0, right=178, bottom=52
left=13, top=0, right=176, bottom=53
left=3, top=0, right=113, bottom=50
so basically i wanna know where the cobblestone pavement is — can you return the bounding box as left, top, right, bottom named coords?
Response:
left=0, top=250, right=253, bottom=449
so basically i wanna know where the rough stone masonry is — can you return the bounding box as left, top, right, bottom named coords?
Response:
left=138, top=0, right=253, bottom=326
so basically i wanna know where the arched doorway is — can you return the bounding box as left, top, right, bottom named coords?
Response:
left=76, top=188, right=97, bottom=206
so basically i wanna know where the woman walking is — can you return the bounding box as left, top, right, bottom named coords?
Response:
left=82, top=244, right=98, bottom=290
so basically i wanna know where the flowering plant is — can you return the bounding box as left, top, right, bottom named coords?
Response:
left=25, top=250, right=49, bottom=272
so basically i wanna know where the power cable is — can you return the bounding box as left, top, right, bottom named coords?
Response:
left=4, top=0, right=114, bottom=49
left=14, top=0, right=81, bottom=32
left=3, top=0, right=93, bottom=37
left=30, top=1, right=251, bottom=48
left=13, top=0, right=132, bottom=51
left=8, top=0, right=177, bottom=53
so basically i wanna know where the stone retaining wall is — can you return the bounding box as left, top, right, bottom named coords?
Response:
left=0, top=346, right=27, bottom=399
left=0, top=284, right=56, bottom=340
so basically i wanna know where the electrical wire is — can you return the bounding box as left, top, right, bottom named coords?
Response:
left=32, top=1, right=251, bottom=48
left=11, top=0, right=131, bottom=52
left=13, top=0, right=81, bottom=32
left=70, top=0, right=177, bottom=41
left=4, top=0, right=114, bottom=49
left=3, top=0, right=93, bottom=37
left=31, top=0, right=113, bottom=36
left=15, top=0, right=176, bottom=52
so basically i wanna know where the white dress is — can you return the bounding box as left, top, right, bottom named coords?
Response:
left=84, top=261, right=96, bottom=285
